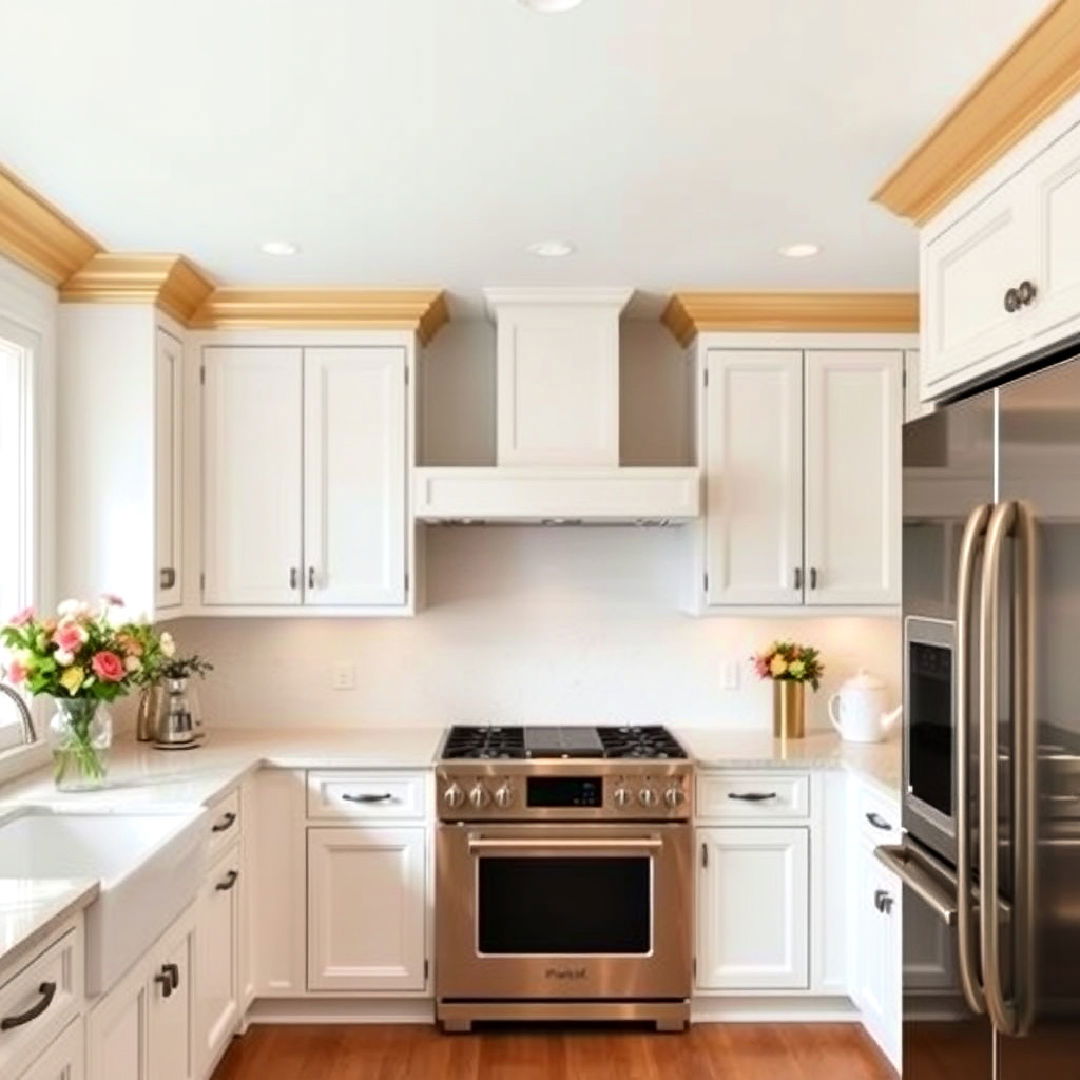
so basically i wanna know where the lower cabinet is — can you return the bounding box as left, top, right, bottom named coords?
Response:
left=696, top=826, right=810, bottom=990
left=86, top=909, right=195, bottom=1080
left=17, top=1017, right=83, bottom=1080
left=307, top=827, right=427, bottom=992
left=195, top=844, right=243, bottom=1073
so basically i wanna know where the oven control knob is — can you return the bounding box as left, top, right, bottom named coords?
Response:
left=468, top=783, right=491, bottom=809
left=663, top=786, right=685, bottom=809
left=638, top=787, right=658, bottom=808
left=443, top=783, right=465, bottom=809
left=613, top=786, right=634, bottom=809
left=493, top=784, right=514, bottom=809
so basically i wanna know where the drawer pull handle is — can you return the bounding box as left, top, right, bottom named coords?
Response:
left=212, top=811, right=237, bottom=833
left=215, top=869, right=240, bottom=892
left=161, top=962, right=180, bottom=990
left=874, top=888, right=894, bottom=914
left=865, top=811, right=892, bottom=831
left=159, top=567, right=176, bottom=590
left=728, top=792, right=778, bottom=802
left=342, top=792, right=395, bottom=804
left=1, top=982, right=56, bottom=1029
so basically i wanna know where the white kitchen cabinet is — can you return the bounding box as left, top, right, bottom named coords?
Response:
left=87, top=909, right=195, bottom=1080
left=307, top=827, right=426, bottom=993
left=804, top=349, right=902, bottom=606
left=696, top=343, right=904, bottom=611
left=696, top=826, right=809, bottom=990
left=194, top=846, right=242, bottom=1073
left=702, top=349, right=804, bottom=605
left=200, top=344, right=409, bottom=611
left=17, top=1018, right=83, bottom=1080
left=56, top=307, right=186, bottom=619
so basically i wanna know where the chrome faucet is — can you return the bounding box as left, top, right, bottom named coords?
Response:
left=0, top=683, right=36, bottom=744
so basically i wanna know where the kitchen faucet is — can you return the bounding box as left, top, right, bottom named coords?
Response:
left=0, top=683, right=36, bottom=744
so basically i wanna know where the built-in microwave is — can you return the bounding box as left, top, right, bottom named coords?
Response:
left=902, top=616, right=959, bottom=864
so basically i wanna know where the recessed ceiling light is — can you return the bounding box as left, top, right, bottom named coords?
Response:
left=778, top=242, right=821, bottom=259
left=519, top=0, right=586, bottom=11
left=527, top=240, right=577, bottom=258
left=260, top=240, right=300, bottom=256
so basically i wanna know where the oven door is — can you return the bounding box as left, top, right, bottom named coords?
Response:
left=436, top=822, right=692, bottom=1001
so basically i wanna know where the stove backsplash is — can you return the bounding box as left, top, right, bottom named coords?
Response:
left=168, top=527, right=900, bottom=730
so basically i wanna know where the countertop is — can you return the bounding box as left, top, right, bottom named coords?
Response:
left=675, top=729, right=901, bottom=801
left=0, top=877, right=99, bottom=975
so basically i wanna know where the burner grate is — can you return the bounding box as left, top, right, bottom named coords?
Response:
left=442, top=726, right=526, bottom=760
left=597, top=725, right=687, bottom=760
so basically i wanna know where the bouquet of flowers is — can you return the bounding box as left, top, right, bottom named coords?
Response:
left=1, top=596, right=174, bottom=787
left=751, top=640, right=824, bottom=691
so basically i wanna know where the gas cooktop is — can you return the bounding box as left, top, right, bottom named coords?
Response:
left=440, top=724, right=687, bottom=761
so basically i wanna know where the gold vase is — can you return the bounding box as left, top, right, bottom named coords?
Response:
left=773, top=680, right=806, bottom=739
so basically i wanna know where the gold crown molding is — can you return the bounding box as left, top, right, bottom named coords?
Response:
left=0, top=164, right=101, bottom=285
left=662, top=291, right=919, bottom=345
left=190, top=287, right=450, bottom=344
left=59, top=253, right=217, bottom=325
left=874, top=0, right=1080, bottom=223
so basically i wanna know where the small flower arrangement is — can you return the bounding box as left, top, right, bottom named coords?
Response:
left=752, top=640, right=824, bottom=691
left=158, top=654, right=214, bottom=681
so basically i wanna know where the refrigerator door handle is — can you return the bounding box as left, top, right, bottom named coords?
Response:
left=979, top=500, right=1038, bottom=1038
left=956, top=502, right=992, bottom=1016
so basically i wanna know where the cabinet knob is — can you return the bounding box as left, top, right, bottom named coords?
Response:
left=1017, top=280, right=1038, bottom=307
left=1003, top=287, right=1022, bottom=313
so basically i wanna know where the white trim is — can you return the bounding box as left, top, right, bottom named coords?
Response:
left=245, top=997, right=435, bottom=1024
left=690, top=995, right=860, bottom=1022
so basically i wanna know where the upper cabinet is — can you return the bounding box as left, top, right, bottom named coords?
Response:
left=56, top=306, right=185, bottom=620
left=695, top=340, right=904, bottom=612
left=920, top=107, right=1080, bottom=400
left=200, top=342, right=410, bottom=614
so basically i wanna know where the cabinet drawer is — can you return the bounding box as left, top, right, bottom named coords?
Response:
left=206, top=789, right=241, bottom=859
left=696, top=771, right=810, bottom=820
left=854, top=782, right=902, bottom=846
left=306, top=771, right=427, bottom=821
left=0, top=926, right=81, bottom=1080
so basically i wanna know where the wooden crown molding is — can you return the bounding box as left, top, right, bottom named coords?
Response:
left=0, top=164, right=101, bottom=285
left=60, top=253, right=217, bottom=325
left=661, top=291, right=919, bottom=345
left=189, top=287, right=450, bottom=343
left=874, top=0, right=1080, bottom=223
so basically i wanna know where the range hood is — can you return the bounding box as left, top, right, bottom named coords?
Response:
left=414, top=288, right=700, bottom=523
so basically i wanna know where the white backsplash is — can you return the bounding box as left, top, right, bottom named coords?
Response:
left=170, top=525, right=900, bottom=731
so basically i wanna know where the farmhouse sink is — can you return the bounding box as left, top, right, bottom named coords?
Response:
left=0, top=805, right=209, bottom=994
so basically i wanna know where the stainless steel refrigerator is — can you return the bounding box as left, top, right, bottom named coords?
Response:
left=882, top=353, right=1080, bottom=1078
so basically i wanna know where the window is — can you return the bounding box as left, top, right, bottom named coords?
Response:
left=0, top=317, right=36, bottom=752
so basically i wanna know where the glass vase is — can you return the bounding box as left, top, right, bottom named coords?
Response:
left=50, top=698, right=113, bottom=791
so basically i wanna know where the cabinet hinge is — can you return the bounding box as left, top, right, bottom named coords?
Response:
left=199, top=365, right=206, bottom=386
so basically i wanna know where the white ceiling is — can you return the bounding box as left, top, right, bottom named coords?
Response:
left=0, top=0, right=1047, bottom=315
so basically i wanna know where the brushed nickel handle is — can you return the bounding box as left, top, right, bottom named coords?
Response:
left=0, top=982, right=56, bottom=1029
left=956, top=502, right=991, bottom=1016
left=874, top=844, right=957, bottom=927
left=215, top=869, right=239, bottom=892
left=342, top=792, right=394, bottom=804
left=727, top=791, right=777, bottom=802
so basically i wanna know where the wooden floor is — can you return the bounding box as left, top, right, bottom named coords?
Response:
left=213, top=1023, right=894, bottom=1079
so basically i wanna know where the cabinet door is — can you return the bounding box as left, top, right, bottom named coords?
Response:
left=921, top=185, right=1035, bottom=396
left=147, top=927, right=195, bottom=1080
left=804, top=350, right=902, bottom=605
left=696, top=826, right=809, bottom=990
left=202, top=347, right=303, bottom=605
left=195, top=847, right=241, bottom=1072
left=86, top=963, right=149, bottom=1080
left=307, top=827, right=426, bottom=992
left=1029, top=121, right=1080, bottom=346
left=703, top=349, right=804, bottom=605
left=303, top=347, right=407, bottom=606
left=18, top=1017, right=83, bottom=1080
left=154, top=327, right=183, bottom=610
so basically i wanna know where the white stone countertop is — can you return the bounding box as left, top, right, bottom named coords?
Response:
left=675, top=728, right=901, bottom=801
left=0, top=877, right=99, bottom=976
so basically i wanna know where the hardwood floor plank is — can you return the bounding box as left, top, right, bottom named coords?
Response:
left=213, top=1023, right=894, bottom=1080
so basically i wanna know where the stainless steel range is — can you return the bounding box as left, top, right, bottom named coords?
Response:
left=435, top=725, right=693, bottom=1033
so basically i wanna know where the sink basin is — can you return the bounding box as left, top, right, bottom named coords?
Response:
left=0, top=806, right=209, bottom=994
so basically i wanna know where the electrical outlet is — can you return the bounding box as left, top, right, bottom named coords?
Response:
left=331, top=662, right=356, bottom=691
left=719, top=659, right=740, bottom=691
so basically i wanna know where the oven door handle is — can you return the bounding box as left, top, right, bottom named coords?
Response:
left=467, top=837, right=664, bottom=854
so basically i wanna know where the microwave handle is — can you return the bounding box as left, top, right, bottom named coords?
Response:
left=955, top=502, right=991, bottom=1017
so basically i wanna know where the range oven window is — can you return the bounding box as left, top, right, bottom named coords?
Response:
left=908, top=640, right=953, bottom=818
left=477, top=856, right=651, bottom=954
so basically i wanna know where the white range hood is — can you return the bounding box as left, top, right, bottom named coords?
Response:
left=414, top=287, right=700, bottom=523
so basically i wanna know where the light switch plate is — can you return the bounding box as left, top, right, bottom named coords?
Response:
left=331, top=662, right=356, bottom=691
left=719, top=659, right=740, bottom=691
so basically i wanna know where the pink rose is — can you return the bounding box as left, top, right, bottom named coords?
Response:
left=5, top=658, right=27, bottom=685
left=8, top=607, right=34, bottom=628
left=53, top=620, right=85, bottom=654
left=91, top=651, right=125, bottom=682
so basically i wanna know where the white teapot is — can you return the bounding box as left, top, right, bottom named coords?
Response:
left=827, top=669, right=902, bottom=744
